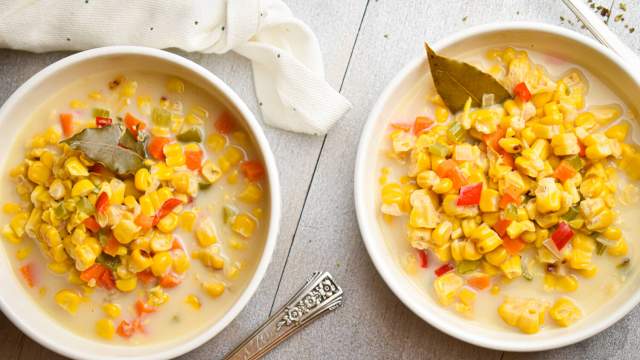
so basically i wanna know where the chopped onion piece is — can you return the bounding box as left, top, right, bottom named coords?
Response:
left=482, top=93, right=495, bottom=108
left=595, top=236, right=617, bottom=247
left=543, top=238, right=563, bottom=260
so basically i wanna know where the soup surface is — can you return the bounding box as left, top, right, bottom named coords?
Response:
left=376, top=46, right=640, bottom=334
left=0, top=71, right=269, bottom=344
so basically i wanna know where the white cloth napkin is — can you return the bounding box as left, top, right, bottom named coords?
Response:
left=0, top=0, right=351, bottom=135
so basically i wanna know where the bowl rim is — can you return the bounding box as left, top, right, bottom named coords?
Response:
left=354, top=21, right=640, bottom=352
left=0, top=45, right=281, bottom=360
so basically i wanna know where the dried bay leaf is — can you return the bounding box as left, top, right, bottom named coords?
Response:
left=119, top=128, right=149, bottom=158
left=62, top=125, right=145, bottom=176
left=425, top=43, right=510, bottom=113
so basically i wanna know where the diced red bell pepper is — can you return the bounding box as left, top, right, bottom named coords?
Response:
left=418, top=250, right=428, bottom=268
left=137, top=269, right=156, bottom=285
left=124, top=113, right=145, bottom=138
left=502, top=236, right=526, bottom=255
left=551, top=222, right=574, bottom=250
left=152, top=198, right=182, bottom=226
left=83, top=216, right=101, bottom=233
left=434, top=263, right=454, bottom=277
left=95, top=192, right=109, bottom=214
left=513, top=82, right=532, bottom=102
left=482, top=126, right=506, bottom=153
left=215, top=112, right=235, bottom=134
left=59, top=113, right=74, bottom=137
left=413, top=116, right=434, bottom=135
left=135, top=299, right=156, bottom=316
left=95, top=117, right=112, bottom=128
left=456, top=182, right=483, bottom=206
left=498, top=193, right=520, bottom=209
left=240, top=161, right=265, bottom=182
left=436, top=159, right=468, bottom=190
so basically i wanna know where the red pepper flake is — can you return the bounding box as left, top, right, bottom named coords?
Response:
left=95, top=192, right=109, bottom=214
left=19, top=263, right=35, bottom=288
left=152, top=198, right=182, bottom=226
left=95, top=117, right=112, bottom=128
left=418, top=250, right=428, bottom=268
left=434, top=263, right=454, bottom=277
left=456, top=182, right=483, bottom=206
left=551, top=222, right=574, bottom=250
left=135, top=299, right=156, bottom=316
left=513, top=82, right=531, bottom=102
left=117, top=320, right=135, bottom=338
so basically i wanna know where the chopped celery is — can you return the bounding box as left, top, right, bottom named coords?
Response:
left=456, top=260, right=479, bottom=274
left=92, top=108, right=110, bottom=118
left=428, top=143, right=450, bottom=157
left=152, top=107, right=172, bottom=127
left=596, top=242, right=607, bottom=255
left=447, top=121, right=466, bottom=143
left=521, top=260, right=533, bottom=280
left=53, top=203, right=69, bottom=219
left=198, top=182, right=212, bottom=190
left=76, top=197, right=95, bottom=215
left=176, top=128, right=203, bottom=143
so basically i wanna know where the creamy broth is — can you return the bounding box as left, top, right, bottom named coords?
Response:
left=0, top=71, right=269, bottom=344
left=375, top=46, right=640, bottom=332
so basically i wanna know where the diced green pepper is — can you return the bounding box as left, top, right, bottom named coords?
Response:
left=223, top=205, right=237, bottom=224
left=565, top=155, right=584, bottom=171
left=456, top=260, right=479, bottom=274
left=76, top=197, right=95, bottom=215
left=176, top=128, right=203, bottom=143
left=596, top=242, right=607, bottom=255
left=198, top=182, right=212, bottom=190
left=504, top=203, right=518, bottom=221
left=561, top=206, right=579, bottom=221
left=53, top=203, right=69, bottom=219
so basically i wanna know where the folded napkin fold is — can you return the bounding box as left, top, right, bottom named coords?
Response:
left=0, top=0, right=351, bottom=135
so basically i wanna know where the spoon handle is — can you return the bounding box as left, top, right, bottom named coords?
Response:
left=224, top=272, right=344, bottom=360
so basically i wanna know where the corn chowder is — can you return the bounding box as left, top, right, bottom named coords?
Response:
left=0, top=71, right=269, bottom=344
left=377, top=47, right=640, bottom=334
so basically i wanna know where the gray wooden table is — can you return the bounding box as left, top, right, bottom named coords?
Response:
left=1, top=0, right=639, bottom=359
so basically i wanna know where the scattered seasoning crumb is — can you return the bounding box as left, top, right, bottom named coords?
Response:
left=383, top=33, right=389, bottom=39
left=221, top=25, right=225, bottom=31
left=150, top=27, right=154, bottom=31
left=66, top=37, right=70, bottom=42
left=631, top=28, right=636, bottom=34
left=560, top=16, right=565, bottom=22
left=516, top=11, right=520, bottom=15
left=258, top=102, right=263, bottom=106
left=615, top=14, right=624, bottom=22
left=276, top=54, right=280, bottom=58
left=620, top=2, right=627, bottom=11
left=194, top=21, right=199, bottom=25
left=462, top=16, right=468, bottom=22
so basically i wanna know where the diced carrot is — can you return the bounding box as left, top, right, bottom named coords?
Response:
left=240, top=161, right=265, bottom=182
left=435, top=159, right=457, bottom=178
left=513, top=82, right=532, bottom=102
left=137, top=269, right=156, bottom=285
left=135, top=299, right=156, bottom=316
left=132, top=317, right=146, bottom=333
left=502, top=236, right=526, bottom=255
left=59, top=113, right=74, bottom=137
left=499, top=193, right=521, bottom=209
left=215, top=112, right=235, bottom=134
left=171, top=238, right=183, bottom=250
left=148, top=137, right=171, bottom=161
left=500, top=151, right=514, bottom=168
left=391, top=123, right=411, bottom=131
left=124, top=113, right=145, bottom=138
left=117, top=320, right=134, bottom=338
left=80, top=263, right=107, bottom=283
left=413, top=116, right=433, bottom=135
left=482, top=126, right=506, bottom=152
left=99, top=269, right=115, bottom=290
left=83, top=216, right=101, bottom=233
left=103, top=236, right=120, bottom=257
left=492, top=219, right=512, bottom=237
left=185, top=147, right=203, bottom=171
left=19, top=263, right=35, bottom=288
left=435, top=159, right=467, bottom=190
left=159, top=273, right=181, bottom=288
left=95, top=192, right=109, bottom=214
left=135, top=214, right=154, bottom=232
left=553, top=161, right=577, bottom=182
left=467, top=274, right=491, bottom=290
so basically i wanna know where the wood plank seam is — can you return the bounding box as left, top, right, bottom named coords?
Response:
left=267, top=0, right=373, bottom=316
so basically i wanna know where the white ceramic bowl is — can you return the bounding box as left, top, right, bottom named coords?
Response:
left=355, top=22, right=640, bottom=351
left=0, top=46, right=281, bottom=359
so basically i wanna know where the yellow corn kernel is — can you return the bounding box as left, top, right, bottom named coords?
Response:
left=478, top=188, right=499, bottom=213
left=607, top=238, right=628, bottom=256
left=177, top=210, right=197, bottom=232
left=64, top=157, right=89, bottom=177
left=579, top=177, right=603, bottom=198
left=206, top=133, right=227, bottom=152
left=231, top=213, right=257, bottom=238
left=163, top=143, right=185, bottom=167
left=500, top=256, right=522, bottom=279
left=586, top=209, right=615, bottom=231
left=70, top=179, right=95, bottom=197
left=470, top=223, right=502, bottom=254
left=433, top=272, right=464, bottom=306
left=431, top=221, right=452, bottom=246
left=196, top=218, right=217, bottom=246
left=521, top=127, right=536, bottom=146
left=2, top=202, right=22, bottom=214
left=535, top=178, right=562, bottom=213
left=102, top=303, right=121, bottom=318
left=149, top=232, right=171, bottom=253
left=551, top=133, right=580, bottom=156
left=119, top=80, right=138, bottom=98
left=605, top=121, right=630, bottom=141
left=485, top=246, right=508, bottom=266
left=48, top=261, right=71, bottom=274
left=133, top=168, right=151, bottom=191
left=96, top=318, right=115, bottom=340
left=202, top=282, right=225, bottom=298
left=461, top=218, right=478, bottom=238
left=115, top=277, right=137, bottom=292
left=170, top=172, right=191, bottom=194
left=602, top=226, right=622, bottom=241
left=124, top=196, right=138, bottom=209
left=9, top=212, right=28, bottom=237
left=113, top=219, right=140, bottom=244
left=166, top=77, right=185, bottom=93
left=498, top=297, right=547, bottom=334
left=16, top=246, right=31, bottom=260
left=579, top=264, right=598, bottom=278
left=130, top=249, right=152, bottom=272
left=55, top=289, right=82, bottom=314
left=201, top=160, right=222, bottom=184
left=435, top=106, right=449, bottom=123
left=151, top=251, right=173, bottom=276
left=237, top=183, right=263, bottom=203
left=498, top=137, right=522, bottom=153
left=550, top=297, right=582, bottom=327
left=27, top=161, right=51, bottom=185
left=74, top=244, right=97, bottom=271
left=185, top=294, right=201, bottom=309
left=173, top=250, right=191, bottom=274
left=450, top=240, right=464, bottom=262
left=506, top=220, right=535, bottom=239
left=157, top=213, right=179, bottom=233
left=458, top=287, right=477, bottom=306
left=432, top=243, right=451, bottom=262
left=139, top=195, right=155, bottom=216
left=462, top=241, right=482, bottom=261
left=432, top=178, right=453, bottom=194
left=153, top=163, right=174, bottom=181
